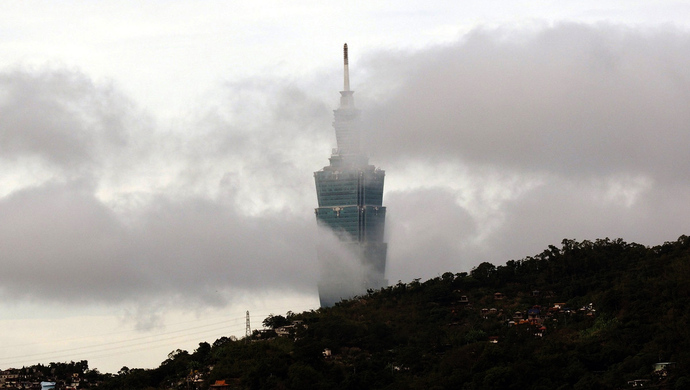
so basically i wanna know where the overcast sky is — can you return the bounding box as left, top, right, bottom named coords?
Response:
left=1, top=0, right=689, bottom=373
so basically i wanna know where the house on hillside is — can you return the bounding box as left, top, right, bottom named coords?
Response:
left=210, top=380, right=232, bottom=390
left=528, top=307, right=543, bottom=325
left=275, top=320, right=306, bottom=338
left=653, top=362, right=676, bottom=377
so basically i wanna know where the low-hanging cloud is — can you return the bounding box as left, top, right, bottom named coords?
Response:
left=0, top=69, right=330, bottom=309
left=362, top=23, right=690, bottom=182
left=0, top=179, right=320, bottom=305
left=1, top=22, right=690, bottom=313
left=354, top=23, right=690, bottom=279
left=0, top=68, right=137, bottom=169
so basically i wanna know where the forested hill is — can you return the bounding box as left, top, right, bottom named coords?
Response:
left=103, top=236, right=690, bottom=389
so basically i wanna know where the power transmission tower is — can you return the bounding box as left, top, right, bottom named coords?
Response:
left=245, top=310, right=251, bottom=339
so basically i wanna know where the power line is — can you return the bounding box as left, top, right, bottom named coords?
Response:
left=1, top=313, right=247, bottom=351
left=1, top=322, right=244, bottom=368
left=0, top=309, right=292, bottom=369
left=0, top=320, right=238, bottom=363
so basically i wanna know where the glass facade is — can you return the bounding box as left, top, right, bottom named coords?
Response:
left=314, top=168, right=386, bottom=241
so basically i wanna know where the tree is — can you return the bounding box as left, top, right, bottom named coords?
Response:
left=192, top=342, right=211, bottom=364
left=470, top=262, right=496, bottom=285
left=262, top=314, right=290, bottom=329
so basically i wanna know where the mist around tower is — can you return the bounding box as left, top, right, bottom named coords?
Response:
left=314, top=224, right=382, bottom=306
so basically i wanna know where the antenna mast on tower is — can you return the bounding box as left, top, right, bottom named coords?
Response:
left=343, top=43, right=350, bottom=91
left=340, top=43, right=354, bottom=108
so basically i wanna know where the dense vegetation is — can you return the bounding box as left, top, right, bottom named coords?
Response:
left=18, top=236, right=690, bottom=389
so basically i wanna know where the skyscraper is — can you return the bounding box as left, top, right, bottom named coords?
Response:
left=314, top=44, right=387, bottom=307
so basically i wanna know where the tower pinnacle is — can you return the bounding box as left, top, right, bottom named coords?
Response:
left=340, top=43, right=354, bottom=108
left=344, top=43, right=350, bottom=91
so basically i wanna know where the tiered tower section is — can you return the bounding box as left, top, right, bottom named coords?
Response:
left=314, top=44, right=388, bottom=307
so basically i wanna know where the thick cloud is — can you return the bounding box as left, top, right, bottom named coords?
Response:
left=0, top=68, right=137, bottom=168
left=0, top=180, right=319, bottom=305
left=1, top=23, right=690, bottom=312
left=0, top=70, right=329, bottom=308
left=362, top=23, right=690, bottom=182
left=385, top=188, right=477, bottom=281
left=354, top=23, right=690, bottom=278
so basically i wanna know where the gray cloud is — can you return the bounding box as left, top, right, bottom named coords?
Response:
left=356, top=23, right=690, bottom=280
left=0, top=68, right=137, bottom=169
left=1, top=23, right=689, bottom=313
left=0, top=71, right=328, bottom=308
left=0, top=179, right=318, bottom=305
left=362, top=23, right=690, bottom=182
left=385, top=188, right=477, bottom=282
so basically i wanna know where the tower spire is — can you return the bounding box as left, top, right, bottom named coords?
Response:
left=343, top=43, right=350, bottom=91
left=339, top=43, right=354, bottom=108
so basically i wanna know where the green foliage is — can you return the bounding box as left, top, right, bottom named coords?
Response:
left=77, top=235, right=690, bottom=389
left=262, top=314, right=290, bottom=329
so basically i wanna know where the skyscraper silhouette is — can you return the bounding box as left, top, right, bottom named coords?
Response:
left=314, top=44, right=387, bottom=307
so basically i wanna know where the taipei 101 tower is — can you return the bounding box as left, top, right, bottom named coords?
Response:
left=314, top=44, right=388, bottom=307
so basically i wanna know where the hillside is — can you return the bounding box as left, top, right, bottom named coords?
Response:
left=15, top=236, right=690, bottom=389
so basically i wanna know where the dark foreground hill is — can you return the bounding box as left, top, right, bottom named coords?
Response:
left=20, top=236, right=690, bottom=389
